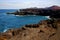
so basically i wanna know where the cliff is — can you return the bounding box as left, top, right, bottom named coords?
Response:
left=7, top=6, right=60, bottom=16
left=7, top=5, right=60, bottom=19
left=0, top=19, right=60, bottom=40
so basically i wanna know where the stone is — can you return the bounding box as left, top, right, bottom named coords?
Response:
left=0, top=19, right=60, bottom=40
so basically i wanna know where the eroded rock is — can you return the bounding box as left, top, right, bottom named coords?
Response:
left=0, top=19, right=60, bottom=40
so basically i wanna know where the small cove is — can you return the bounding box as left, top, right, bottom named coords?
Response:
left=0, top=9, right=49, bottom=32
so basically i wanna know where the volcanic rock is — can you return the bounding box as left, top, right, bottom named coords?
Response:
left=0, top=19, right=60, bottom=40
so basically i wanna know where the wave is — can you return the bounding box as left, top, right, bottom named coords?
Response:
left=15, top=15, right=37, bottom=17
left=3, top=29, right=8, bottom=32
left=45, top=16, right=51, bottom=19
left=3, top=27, right=9, bottom=32
left=15, top=15, right=20, bottom=16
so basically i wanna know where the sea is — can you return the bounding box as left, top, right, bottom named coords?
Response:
left=0, top=9, right=49, bottom=32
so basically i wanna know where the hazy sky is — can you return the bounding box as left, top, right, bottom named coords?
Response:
left=0, top=0, right=60, bottom=9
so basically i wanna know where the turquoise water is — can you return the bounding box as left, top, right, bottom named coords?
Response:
left=0, top=9, right=48, bottom=32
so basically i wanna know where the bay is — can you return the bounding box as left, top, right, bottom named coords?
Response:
left=0, top=9, right=48, bottom=32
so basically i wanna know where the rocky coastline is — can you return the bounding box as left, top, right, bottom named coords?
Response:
left=7, top=6, right=60, bottom=18
left=0, top=5, right=60, bottom=40
left=0, top=19, right=60, bottom=40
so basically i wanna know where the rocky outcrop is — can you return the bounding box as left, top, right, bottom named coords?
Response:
left=7, top=6, right=60, bottom=18
left=0, top=19, right=60, bottom=40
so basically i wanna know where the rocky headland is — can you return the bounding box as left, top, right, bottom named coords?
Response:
left=0, top=19, right=60, bottom=40
left=1, top=5, right=60, bottom=40
left=7, top=5, right=60, bottom=18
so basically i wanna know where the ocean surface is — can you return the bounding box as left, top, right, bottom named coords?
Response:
left=0, top=9, right=49, bottom=32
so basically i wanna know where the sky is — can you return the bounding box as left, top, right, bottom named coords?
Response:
left=0, top=0, right=60, bottom=9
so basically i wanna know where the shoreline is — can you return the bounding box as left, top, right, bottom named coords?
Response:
left=2, top=15, right=49, bottom=33
left=0, top=19, right=60, bottom=40
left=6, top=6, right=60, bottom=19
left=0, top=6, right=60, bottom=40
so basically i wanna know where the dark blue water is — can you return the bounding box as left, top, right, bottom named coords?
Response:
left=0, top=9, right=48, bottom=32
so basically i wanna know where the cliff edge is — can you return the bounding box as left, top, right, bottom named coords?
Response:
left=0, top=19, right=60, bottom=40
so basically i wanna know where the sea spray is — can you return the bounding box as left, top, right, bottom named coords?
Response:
left=3, top=27, right=9, bottom=32
left=45, top=16, right=51, bottom=19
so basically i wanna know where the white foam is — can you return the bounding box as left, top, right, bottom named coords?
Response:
left=15, top=15, right=26, bottom=17
left=3, top=27, right=9, bottom=32
left=33, top=15, right=36, bottom=16
left=15, top=15, right=37, bottom=17
left=45, top=16, right=50, bottom=19
left=3, top=29, right=8, bottom=32
left=15, top=15, right=20, bottom=16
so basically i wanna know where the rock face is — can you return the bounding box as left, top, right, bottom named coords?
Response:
left=49, top=5, right=60, bottom=10
left=7, top=5, right=60, bottom=19
left=0, top=19, right=60, bottom=40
